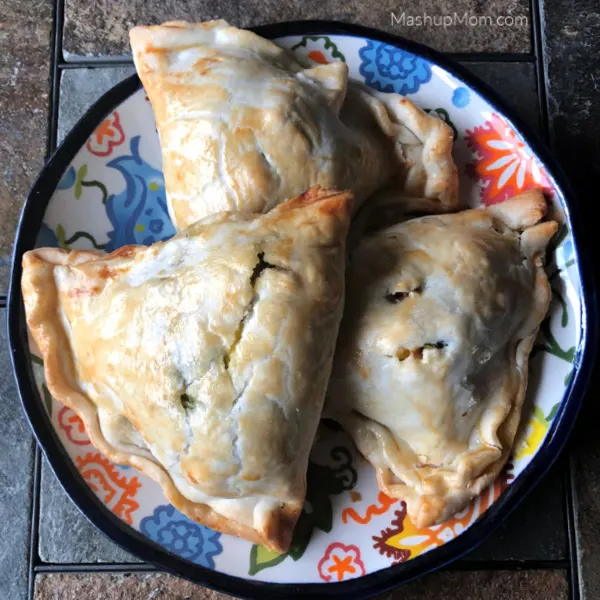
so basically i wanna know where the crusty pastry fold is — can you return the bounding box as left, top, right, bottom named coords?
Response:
left=130, top=20, right=458, bottom=230
left=326, top=189, right=557, bottom=527
left=22, top=186, right=352, bottom=553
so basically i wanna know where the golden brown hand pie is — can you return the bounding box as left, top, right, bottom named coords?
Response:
left=22, top=187, right=352, bottom=553
left=129, top=20, right=458, bottom=230
left=325, top=189, right=557, bottom=527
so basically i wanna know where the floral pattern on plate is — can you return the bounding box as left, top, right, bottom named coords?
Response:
left=27, top=32, right=582, bottom=584
left=358, top=40, right=432, bottom=94
left=140, top=505, right=223, bottom=568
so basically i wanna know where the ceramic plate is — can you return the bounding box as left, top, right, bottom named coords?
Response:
left=7, top=22, right=596, bottom=600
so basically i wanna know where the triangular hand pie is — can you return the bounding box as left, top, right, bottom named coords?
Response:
left=325, top=189, right=557, bottom=527
left=130, top=20, right=458, bottom=230
left=22, top=187, right=352, bottom=553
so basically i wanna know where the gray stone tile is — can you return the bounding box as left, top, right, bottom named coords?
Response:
left=539, top=2, right=600, bottom=597
left=58, top=66, right=136, bottom=144
left=35, top=573, right=229, bottom=599
left=465, top=461, right=567, bottom=561
left=0, top=308, right=35, bottom=600
left=571, top=429, right=600, bottom=600
left=0, top=0, right=53, bottom=295
left=33, top=570, right=568, bottom=600
left=462, top=61, right=540, bottom=133
left=388, top=570, right=569, bottom=599
left=62, top=0, right=530, bottom=59
left=39, top=459, right=140, bottom=563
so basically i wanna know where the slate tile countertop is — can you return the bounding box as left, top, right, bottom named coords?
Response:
left=0, top=1, right=598, bottom=599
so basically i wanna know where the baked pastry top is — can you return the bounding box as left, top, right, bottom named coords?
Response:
left=130, top=20, right=458, bottom=230
left=22, top=187, right=351, bottom=553
left=325, top=189, right=557, bottom=527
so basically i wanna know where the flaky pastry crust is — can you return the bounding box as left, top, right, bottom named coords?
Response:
left=326, top=189, right=557, bottom=527
left=22, top=187, right=351, bottom=553
left=129, top=20, right=458, bottom=230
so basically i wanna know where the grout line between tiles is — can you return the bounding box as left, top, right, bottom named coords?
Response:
left=32, top=559, right=570, bottom=575
left=531, top=1, right=577, bottom=598
left=29, top=2, right=63, bottom=598
left=531, top=0, right=551, bottom=144
left=56, top=53, right=535, bottom=70
left=566, top=459, right=581, bottom=600
left=59, top=59, right=135, bottom=68
left=28, top=449, right=42, bottom=600
left=47, top=0, right=64, bottom=156
left=35, top=563, right=157, bottom=573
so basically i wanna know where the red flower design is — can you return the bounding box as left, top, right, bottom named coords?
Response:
left=465, top=113, right=552, bottom=205
left=318, top=542, right=366, bottom=582
left=86, top=111, right=126, bottom=157
left=58, top=406, right=90, bottom=446
left=76, top=453, right=141, bottom=524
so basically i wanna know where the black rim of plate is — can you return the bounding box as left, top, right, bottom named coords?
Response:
left=6, top=20, right=598, bottom=600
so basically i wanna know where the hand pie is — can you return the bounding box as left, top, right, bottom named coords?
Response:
left=130, top=20, right=458, bottom=230
left=325, top=189, right=557, bottom=527
left=22, top=187, right=351, bottom=553
left=341, top=82, right=459, bottom=214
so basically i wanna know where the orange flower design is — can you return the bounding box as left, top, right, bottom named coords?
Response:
left=318, top=542, right=366, bottom=582
left=75, top=452, right=141, bottom=524
left=86, top=111, right=126, bottom=157
left=342, top=491, right=398, bottom=524
left=307, top=50, right=329, bottom=64
left=373, top=466, right=514, bottom=561
left=465, top=113, right=552, bottom=205
left=58, top=406, right=90, bottom=446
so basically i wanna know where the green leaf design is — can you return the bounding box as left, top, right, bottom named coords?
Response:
left=546, top=402, right=560, bottom=422
left=74, top=164, right=88, bottom=199
left=533, top=405, right=547, bottom=423
left=55, top=224, right=69, bottom=250
left=564, top=369, right=574, bottom=387
left=248, top=445, right=357, bottom=575
left=248, top=544, right=287, bottom=576
left=424, top=108, right=458, bottom=141
left=538, top=318, right=576, bottom=364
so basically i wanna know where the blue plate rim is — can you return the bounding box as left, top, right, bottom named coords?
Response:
left=6, top=20, right=598, bottom=600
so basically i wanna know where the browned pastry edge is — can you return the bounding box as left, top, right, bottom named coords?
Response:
left=22, top=186, right=353, bottom=553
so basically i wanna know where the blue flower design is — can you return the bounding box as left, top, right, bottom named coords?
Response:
left=359, top=41, right=432, bottom=95
left=56, top=166, right=76, bottom=190
left=36, top=223, right=60, bottom=248
left=105, top=136, right=175, bottom=252
left=140, top=504, right=223, bottom=568
left=452, top=86, right=471, bottom=108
